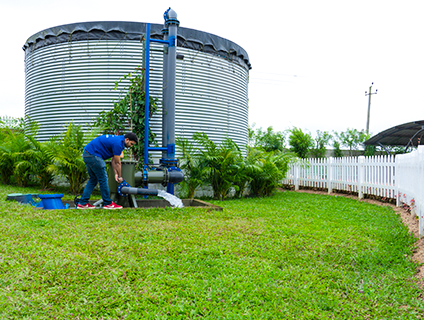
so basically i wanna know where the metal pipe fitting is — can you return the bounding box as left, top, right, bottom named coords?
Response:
left=168, top=170, right=184, bottom=184
left=120, top=186, right=158, bottom=196
left=134, top=168, right=184, bottom=187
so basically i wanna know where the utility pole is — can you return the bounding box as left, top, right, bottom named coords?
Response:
left=365, top=82, right=378, bottom=134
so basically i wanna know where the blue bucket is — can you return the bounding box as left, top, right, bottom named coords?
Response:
left=37, top=194, right=69, bottom=210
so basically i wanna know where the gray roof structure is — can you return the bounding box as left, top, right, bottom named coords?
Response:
left=364, top=120, right=424, bottom=152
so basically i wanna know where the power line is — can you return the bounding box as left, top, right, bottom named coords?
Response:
left=249, top=71, right=303, bottom=86
left=250, top=70, right=305, bottom=78
left=249, top=78, right=295, bottom=85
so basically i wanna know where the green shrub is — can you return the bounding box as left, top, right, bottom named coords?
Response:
left=177, top=132, right=295, bottom=199
left=249, top=125, right=286, bottom=152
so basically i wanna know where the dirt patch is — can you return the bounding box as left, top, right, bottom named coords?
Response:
left=295, top=188, right=424, bottom=293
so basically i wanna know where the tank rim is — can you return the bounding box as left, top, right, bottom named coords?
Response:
left=23, top=21, right=251, bottom=70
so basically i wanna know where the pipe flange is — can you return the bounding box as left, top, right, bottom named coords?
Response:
left=117, top=180, right=131, bottom=197
left=166, top=19, right=180, bottom=26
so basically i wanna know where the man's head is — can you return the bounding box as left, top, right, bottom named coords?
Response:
left=124, top=132, right=138, bottom=148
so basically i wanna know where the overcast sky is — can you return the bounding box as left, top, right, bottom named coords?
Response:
left=1, top=0, right=423, bottom=138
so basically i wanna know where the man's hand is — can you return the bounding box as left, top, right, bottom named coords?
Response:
left=115, top=174, right=124, bottom=183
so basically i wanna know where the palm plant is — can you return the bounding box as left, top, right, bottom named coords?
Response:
left=248, top=149, right=294, bottom=197
left=232, top=156, right=253, bottom=198
left=0, top=116, right=44, bottom=186
left=26, top=136, right=55, bottom=189
left=13, top=148, right=36, bottom=187
left=193, top=132, right=241, bottom=200
left=0, top=146, right=15, bottom=184
left=0, top=127, right=33, bottom=186
left=176, top=137, right=204, bottom=199
left=0, top=127, right=14, bottom=185
left=48, top=123, right=88, bottom=194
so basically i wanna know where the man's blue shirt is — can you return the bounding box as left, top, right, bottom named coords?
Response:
left=84, top=135, right=125, bottom=160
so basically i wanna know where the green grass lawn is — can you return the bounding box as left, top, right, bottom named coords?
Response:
left=0, top=184, right=423, bottom=319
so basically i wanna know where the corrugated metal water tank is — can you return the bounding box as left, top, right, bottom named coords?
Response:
left=23, top=21, right=250, bottom=149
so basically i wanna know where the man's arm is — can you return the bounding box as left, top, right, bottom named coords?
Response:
left=111, top=155, right=123, bottom=183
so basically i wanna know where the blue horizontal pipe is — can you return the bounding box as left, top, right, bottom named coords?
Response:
left=148, top=147, right=168, bottom=151
left=151, top=39, right=171, bottom=45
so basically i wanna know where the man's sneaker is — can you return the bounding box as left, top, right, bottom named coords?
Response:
left=77, top=203, right=95, bottom=209
left=103, top=202, right=123, bottom=210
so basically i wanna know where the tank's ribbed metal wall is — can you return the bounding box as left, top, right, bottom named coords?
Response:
left=24, top=22, right=250, bottom=151
left=175, top=47, right=248, bottom=146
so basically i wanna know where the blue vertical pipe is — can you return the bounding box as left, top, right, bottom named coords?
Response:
left=144, top=23, right=151, bottom=167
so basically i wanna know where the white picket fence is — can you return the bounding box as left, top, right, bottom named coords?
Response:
left=283, top=146, right=424, bottom=237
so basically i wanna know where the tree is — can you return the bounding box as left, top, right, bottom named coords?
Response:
left=0, top=116, right=23, bottom=132
left=310, top=130, right=332, bottom=158
left=249, top=125, right=286, bottom=152
left=288, top=127, right=314, bottom=158
left=333, top=140, right=343, bottom=157
left=334, top=128, right=368, bottom=156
